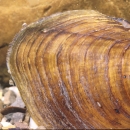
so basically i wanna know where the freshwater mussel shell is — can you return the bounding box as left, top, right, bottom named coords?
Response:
left=7, top=10, right=130, bottom=129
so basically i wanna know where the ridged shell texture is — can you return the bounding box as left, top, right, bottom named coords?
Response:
left=7, top=10, right=130, bottom=129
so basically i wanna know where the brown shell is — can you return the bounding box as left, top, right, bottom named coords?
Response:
left=7, top=10, right=130, bottom=129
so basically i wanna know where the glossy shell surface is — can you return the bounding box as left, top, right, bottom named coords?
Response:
left=7, top=10, right=130, bottom=129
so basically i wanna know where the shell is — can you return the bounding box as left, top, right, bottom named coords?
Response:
left=7, top=10, right=130, bottom=129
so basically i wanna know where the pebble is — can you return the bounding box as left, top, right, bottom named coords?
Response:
left=11, top=96, right=25, bottom=108
left=1, top=87, right=25, bottom=125
left=3, top=90, right=16, bottom=106
left=2, top=88, right=9, bottom=97
left=1, top=121, right=12, bottom=127
left=9, top=86, right=20, bottom=97
left=0, top=85, right=38, bottom=129
left=11, top=113, right=24, bottom=124
left=14, top=122, right=29, bottom=129
left=2, top=124, right=15, bottom=129
left=2, top=113, right=13, bottom=123
left=1, top=117, right=7, bottom=122
left=10, top=96, right=25, bottom=124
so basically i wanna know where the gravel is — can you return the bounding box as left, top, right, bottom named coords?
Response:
left=0, top=85, right=42, bottom=129
left=3, top=90, right=16, bottom=106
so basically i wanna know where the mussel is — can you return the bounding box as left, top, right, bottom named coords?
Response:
left=7, top=10, right=130, bottom=129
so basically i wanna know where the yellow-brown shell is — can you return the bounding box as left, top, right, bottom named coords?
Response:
left=7, top=10, right=130, bottom=129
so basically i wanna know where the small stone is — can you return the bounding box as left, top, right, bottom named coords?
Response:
left=2, top=88, right=9, bottom=96
left=14, top=122, right=29, bottom=129
left=9, top=86, right=20, bottom=97
left=10, top=96, right=25, bottom=124
left=11, top=112, right=25, bottom=124
left=1, top=121, right=12, bottom=127
left=2, top=125, right=15, bottom=129
left=2, top=96, right=25, bottom=125
left=11, top=96, right=25, bottom=108
left=3, top=113, right=13, bottom=123
left=1, top=117, right=7, bottom=122
left=4, top=90, right=16, bottom=106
